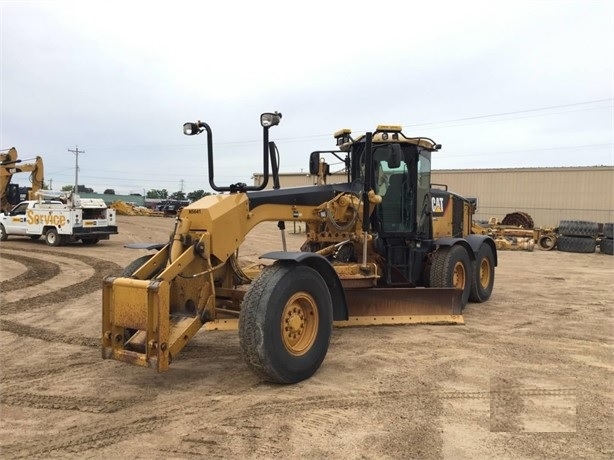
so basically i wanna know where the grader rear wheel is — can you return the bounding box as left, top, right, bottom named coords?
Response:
left=430, top=245, right=472, bottom=308
left=469, top=243, right=495, bottom=303
left=239, top=263, right=333, bottom=383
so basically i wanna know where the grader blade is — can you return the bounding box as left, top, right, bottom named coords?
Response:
left=338, top=287, right=464, bottom=326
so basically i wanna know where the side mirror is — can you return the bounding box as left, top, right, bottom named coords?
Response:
left=309, top=152, right=320, bottom=175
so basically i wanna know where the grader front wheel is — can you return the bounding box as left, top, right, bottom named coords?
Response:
left=239, top=263, right=333, bottom=384
left=281, top=292, right=319, bottom=356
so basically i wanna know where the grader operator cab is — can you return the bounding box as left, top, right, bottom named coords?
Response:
left=102, top=112, right=497, bottom=383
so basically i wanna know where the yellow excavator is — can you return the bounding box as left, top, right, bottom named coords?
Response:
left=102, top=112, right=497, bottom=383
left=1, top=147, right=45, bottom=213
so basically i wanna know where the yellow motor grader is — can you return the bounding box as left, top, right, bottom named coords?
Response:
left=102, top=112, right=497, bottom=383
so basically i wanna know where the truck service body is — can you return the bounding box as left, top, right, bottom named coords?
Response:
left=0, top=197, right=118, bottom=246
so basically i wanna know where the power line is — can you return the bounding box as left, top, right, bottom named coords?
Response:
left=46, top=139, right=613, bottom=181
left=402, top=98, right=613, bottom=129
left=71, top=98, right=613, bottom=150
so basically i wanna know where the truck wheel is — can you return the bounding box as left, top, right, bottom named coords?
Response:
left=469, top=243, right=495, bottom=303
left=0, top=224, right=7, bottom=241
left=45, top=228, right=62, bottom=246
left=430, top=245, right=472, bottom=308
left=239, top=263, right=333, bottom=384
left=604, top=223, right=613, bottom=239
left=82, top=238, right=100, bottom=245
left=556, top=236, right=596, bottom=253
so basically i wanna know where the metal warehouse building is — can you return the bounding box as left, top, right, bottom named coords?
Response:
left=253, top=166, right=614, bottom=227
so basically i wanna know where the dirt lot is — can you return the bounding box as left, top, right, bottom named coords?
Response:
left=1, top=215, right=613, bottom=459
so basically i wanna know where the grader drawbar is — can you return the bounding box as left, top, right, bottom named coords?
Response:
left=103, top=112, right=495, bottom=383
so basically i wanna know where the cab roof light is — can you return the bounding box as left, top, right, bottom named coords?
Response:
left=260, top=111, right=282, bottom=128
left=376, top=124, right=403, bottom=133
left=334, top=128, right=352, bottom=146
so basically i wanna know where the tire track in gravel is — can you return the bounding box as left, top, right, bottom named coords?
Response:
left=0, top=249, right=121, bottom=315
left=1, top=359, right=157, bottom=414
left=210, top=387, right=576, bottom=422
left=1, top=415, right=167, bottom=459
left=1, top=391, right=140, bottom=414
left=1, top=249, right=94, bottom=304
left=0, top=253, right=60, bottom=291
left=0, top=318, right=100, bottom=347
left=1, top=388, right=225, bottom=458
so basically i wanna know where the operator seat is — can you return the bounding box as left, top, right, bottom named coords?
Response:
left=381, top=173, right=405, bottom=232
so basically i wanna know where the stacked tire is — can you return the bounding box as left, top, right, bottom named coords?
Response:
left=556, top=220, right=598, bottom=253
left=599, top=223, right=614, bottom=255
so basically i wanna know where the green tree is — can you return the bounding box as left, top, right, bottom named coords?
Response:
left=61, top=185, right=73, bottom=192
left=187, top=190, right=211, bottom=201
left=147, top=189, right=168, bottom=199
left=170, top=191, right=186, bottom=200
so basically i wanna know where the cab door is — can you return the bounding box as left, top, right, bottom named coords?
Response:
left=4, top=202, right=29, bottom=235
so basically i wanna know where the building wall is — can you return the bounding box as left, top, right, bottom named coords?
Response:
left=255, top=167, right=614, bottom=227
left=432, top=167, right=613, bottom=227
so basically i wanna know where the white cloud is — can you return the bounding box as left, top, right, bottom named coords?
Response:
left=1, top=0, right=612, bottom=194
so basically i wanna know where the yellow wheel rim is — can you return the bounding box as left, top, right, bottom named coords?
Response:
left=281, top=292, right=319, bottom=356
left=479, top=258, right=491, bottom=288
left=453, top=261, right=466, bottom=290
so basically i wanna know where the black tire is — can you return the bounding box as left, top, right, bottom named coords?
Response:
left=120, top=255, right=163, bottom=340
left=82, top=238, right=100, bottom=245
left=604, top=223, right=613, bottom=239
left=558, top=220, right=599, bottom=238
left=45, top=228, right=62, bottom=246
left=469, top=243, right=495, bottom=303
left=0, top=224, right=7, bottom=241
left=239, top=263, right=333, bottom=384
left=600, top=238, right=613, bottom=255
left=430, top=245, right=472, bottom=308
left=501, top=211, right=534, bottom=229
left=537, top=234, right=557, bottom=251
left=556, top=236, right=596, bottom=253
left=121, top=254, right=162, bottom=278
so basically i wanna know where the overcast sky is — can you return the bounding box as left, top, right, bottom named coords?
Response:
left=2, top=0, right=613, bottom=195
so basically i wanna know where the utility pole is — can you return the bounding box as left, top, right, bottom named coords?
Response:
left=68, top=146, right=84, bottom=193
left=180, top=179, right=185, bottom=193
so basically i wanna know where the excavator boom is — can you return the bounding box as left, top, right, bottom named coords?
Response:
left=1, top=147, right=44, bottom=213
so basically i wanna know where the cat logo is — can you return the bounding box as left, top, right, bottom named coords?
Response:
left=432, top=196, right=444, bottom=213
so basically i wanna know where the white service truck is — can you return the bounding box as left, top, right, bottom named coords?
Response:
left=0, top=195, right=118, bottom=246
